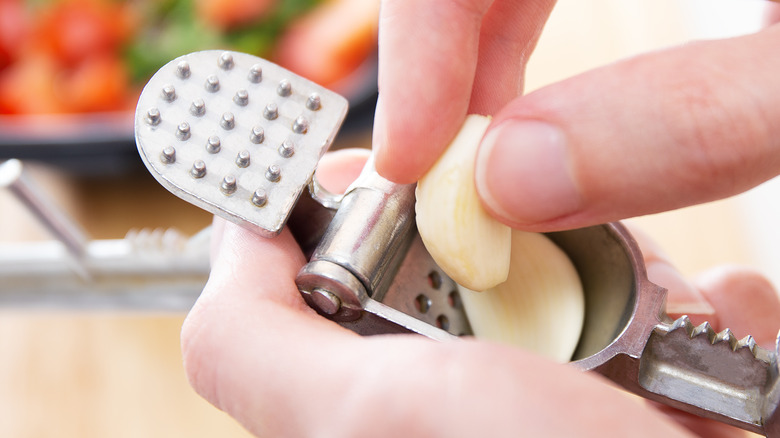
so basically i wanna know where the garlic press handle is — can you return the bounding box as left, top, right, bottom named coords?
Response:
left=629, top=319, right=780, bottom=436
left=553, top=224, right=778, bottom=436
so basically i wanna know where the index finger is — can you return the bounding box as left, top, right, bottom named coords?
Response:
left=372, top=0, right=491, bottom=184
left=372, top=0, right=556, bottom=184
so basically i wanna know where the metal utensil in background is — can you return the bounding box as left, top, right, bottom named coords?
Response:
left=0, top=158, right=209, bottom=310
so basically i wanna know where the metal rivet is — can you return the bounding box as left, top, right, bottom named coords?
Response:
left=233, top=89, right=248, bottom=106
left=236, top=150, right=250, bottom=168
left=248, top=64, right=262, bottom=83
left=292, top=115, right=309, bottom=134
left=221, top=175, right=237, bottom=194
left=218, top=52, right=234, bottom=70
left=263, top=103, right=278, bottom=120
left=251, top=188, right=267, bottom=207
left=161, top=85, right=176, bottom=102
left=306, top=93, right=321, bottom=111
left=220, top=112, right=235, bottom=130
left=278, top=139, right=295, bottom=158
left=176, top=61, right=191, bottom=79
left=250, top=126, right=264, bottom=144
left=311, top=288, right=341, bottom=315
left=146, top=107, right=161, bottom=125
left=265, top=164, right=281, bottom=182
left=176, top=122, right=191, bottom=140
left=206, top=136, right=221, bottom=154
left=191, top=160, right=206, bottom=178
left=277, top=79, right=292, bottom=97
left=205, top=75, right=220, bottom=92
left=160, top=146, right=176, bottom=164
left=190, top=98, right=206, bottom=116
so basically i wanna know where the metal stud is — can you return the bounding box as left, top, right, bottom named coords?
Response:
left=277, top=79, right=292, bottom=97
left=263, top=103, right=278, bottom=120
left=190, top=98, right=206, bottom=116
left=176, top=122, right=191, bottom=140
left=251, top=188, right=267, bottom=207
left=311, top=289, right=341, bottom=315
left=278, top=139, right=295, bottom=158
left=218, top=52, right=234, bottom=70
left=248, top=64, right=262, bottom=83
left=146, top=107, right=161, bottom=125
left=191, top=160, right=206, bottom=178
left=161, top=85, right=176, bottom=102
left=206, top=136, right=221, bottom=154
left=176, top=61, right=191, bottom=79
left=236, top=150, right=251, bottom=168
left=249, top=126, right=264, bottom=144
left=292, top=115, right=309, bottom=134
left=306, top=93, right=321, bottom=111
left=220, top=112, right=235, bottom=130
left=233, top=89, right=249, bottom=106
left=220, top=175, right=237, bottom=194
left=265, top=164, right=281, bottom=182
left=160, top=146, right=176, bottom=164
left=205, top=75, right=220, bottom=92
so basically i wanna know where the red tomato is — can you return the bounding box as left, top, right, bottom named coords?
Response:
left=35, top=0, right=136, bottom=67
left=0, top=0, right=31, bottom=71
left=195, top=0, right=276, bottom=30
left=0, top=55, right=64, bottom=114
left=60, top=54, right=132, bottom=113
left=275, top=0, right=379, bottom=87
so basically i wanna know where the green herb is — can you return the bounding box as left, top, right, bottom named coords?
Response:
left=122, top=0, right=322, bottom=83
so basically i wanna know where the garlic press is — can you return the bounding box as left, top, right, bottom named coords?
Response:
left=135, top=50, right=780, bottom=436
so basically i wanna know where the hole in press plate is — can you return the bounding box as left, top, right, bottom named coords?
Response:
left=436, top=315, right=450, bottom=331
left=428, top=271, right=442, bottom=290
left=415, top=294, right=432, bottom=314
left=448, top=290, right=462, bottom=309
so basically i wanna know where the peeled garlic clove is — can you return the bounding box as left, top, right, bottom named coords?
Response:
left=460, top=231, right=585, bottom=362
left=415, top=115, right=511, bottom=291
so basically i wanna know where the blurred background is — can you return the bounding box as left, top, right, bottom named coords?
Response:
left=0, top=0, right=778, bottom=436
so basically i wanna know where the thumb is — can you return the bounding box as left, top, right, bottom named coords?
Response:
left=475, top=25, right=780, bottom=232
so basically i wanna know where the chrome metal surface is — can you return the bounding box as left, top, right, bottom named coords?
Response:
left=549, top=223, right=779, bottom=436
left=0, top=159, right=210, bottom=309
left=0, top=159, right=89, bottom=278
left=130, top=49, right=780, bottom=437
left=134, top=50, right=348, bottom=238
left=0, top=227, right=209, bottom=310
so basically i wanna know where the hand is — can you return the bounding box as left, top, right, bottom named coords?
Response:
left=181, top=150, right=780, bottom=437
left=373, top=1, right=780, bottom=232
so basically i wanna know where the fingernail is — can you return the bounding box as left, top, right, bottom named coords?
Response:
left=475, top=120, right=581, bottom=225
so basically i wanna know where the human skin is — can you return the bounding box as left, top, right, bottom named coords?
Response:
left=373, top=1, right=780, bottom=232
left=182, top=2, right=780, bottom=436
left=181, top=149, right=780, bottom=438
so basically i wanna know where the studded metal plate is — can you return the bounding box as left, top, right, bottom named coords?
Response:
left=135, top=50, right=348, bottom=237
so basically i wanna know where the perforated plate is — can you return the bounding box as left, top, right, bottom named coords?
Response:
left=135, top=50, right=348, bottom=237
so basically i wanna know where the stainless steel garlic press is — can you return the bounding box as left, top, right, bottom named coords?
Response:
left=135, top=50, right=780, bottom=436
